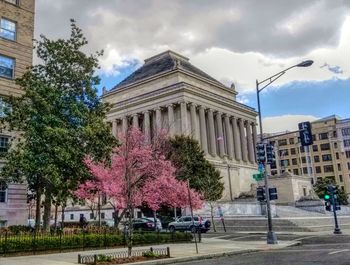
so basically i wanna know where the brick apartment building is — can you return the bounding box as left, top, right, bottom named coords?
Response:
left=0, top=0, right=35, bottom=226
left=264, top=115, right=350, bottom=194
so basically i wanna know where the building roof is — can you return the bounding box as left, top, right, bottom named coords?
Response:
left=111, top=50, right=225, bottom=90
left=312, top=115, right=342, bottom=123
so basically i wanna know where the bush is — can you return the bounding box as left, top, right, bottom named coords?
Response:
left=0, top=231, right=191, bottom=255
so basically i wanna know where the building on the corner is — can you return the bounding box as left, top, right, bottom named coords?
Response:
left=102, top=50, right=259, bottom=201
left=0, top=0, right=35, bottom=227
left=264, top=115, right=350, bottom=193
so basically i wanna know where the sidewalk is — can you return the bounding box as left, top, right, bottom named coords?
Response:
left=0, top=237, right=298, bottom=265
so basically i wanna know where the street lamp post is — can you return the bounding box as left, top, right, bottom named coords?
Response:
left=256, top=60, right=313, bottom=245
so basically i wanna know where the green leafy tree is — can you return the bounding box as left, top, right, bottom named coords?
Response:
left=0, top=20, right=117, bottom=230
left=167, top=135, right=224, bottom=230
left=313, top=178, right=348, bottom=205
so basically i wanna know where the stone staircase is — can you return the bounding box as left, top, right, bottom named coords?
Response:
left=212, top=218, right=313, bottom=232
left=276, top=205, right=326, bottom=218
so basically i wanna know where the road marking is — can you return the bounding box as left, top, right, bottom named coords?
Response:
left=328, top=249, right=350, bottom=255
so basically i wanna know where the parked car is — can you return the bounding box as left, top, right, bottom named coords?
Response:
left=131, top=218, right=160, bottom=231
left=168, top=216, right=210, bottom=233
left=144, top=217, right=162, bottom=231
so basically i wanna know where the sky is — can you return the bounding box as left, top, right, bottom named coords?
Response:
left=34, top=0, right=350, bottom=133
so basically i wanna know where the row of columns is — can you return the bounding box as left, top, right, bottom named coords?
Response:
left=110, top=102, right=257, bottom=164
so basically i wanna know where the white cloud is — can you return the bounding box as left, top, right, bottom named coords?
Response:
left=262, top=114, right=319, bottom=134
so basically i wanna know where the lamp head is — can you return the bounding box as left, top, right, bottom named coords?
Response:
left=297, top=60, right=314, bottom=67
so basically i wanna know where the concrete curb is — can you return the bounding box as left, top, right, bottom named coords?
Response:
left=126, top=241, right=301, bottom=265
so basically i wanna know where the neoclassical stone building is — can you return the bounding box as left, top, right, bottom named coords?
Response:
left=103, top=51, right=258, bottom=201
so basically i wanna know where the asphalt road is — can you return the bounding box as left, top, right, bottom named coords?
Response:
left=180, top=234, right=350, bottom=265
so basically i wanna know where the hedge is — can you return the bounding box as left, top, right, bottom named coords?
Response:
left=0, top=231, right=192, bottom=255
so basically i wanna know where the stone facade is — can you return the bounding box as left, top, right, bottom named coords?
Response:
left=0, top=0, right=35, bottom=227
left=103, top=51, right=258, bottom=201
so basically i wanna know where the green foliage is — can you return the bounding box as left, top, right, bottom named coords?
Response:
left=143, top=250, right=159, bottom=258
left=167, top=135, right=224, bottom=201
left=313, top=178, right=348, bottom=205
left=97, top=254, right=112, bottom=262
left=0, top=20, right=117, bottom=218
left=0, top=232, right=191, bottom=254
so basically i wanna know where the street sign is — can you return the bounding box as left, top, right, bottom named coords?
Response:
left=253, top=173, right=264, bottom=181
left=298, top=121, right=313, bottom=146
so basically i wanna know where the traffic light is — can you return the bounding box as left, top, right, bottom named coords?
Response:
left=266, top=144, right=275, bottom=164
left=256, top=143, right=266, bottom=164
left=269, top=187, right=278, bottom=201
left=257, top=186, right=265, bottom=202
left=298, top=121, right=313, bottom=146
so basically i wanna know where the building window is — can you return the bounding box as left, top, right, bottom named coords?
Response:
left=0, top=18, right=16, bottom=41
left=341, top=186, right=345, bottom=191
left=301, top=157, right=306, bottom=163
left=315, top=166, right=321, bottom=173
left=320, top=143, right=330, bottom=151
left=303, top=187, right=307, bottom=196
left=338, top=164, right=341, bottom=171
left=314, top=156, right=320, bottom=163
left=345, top=151, right=350, bottom=159
left=0, top=182, right=7, bottom=203
left=0, top=137, right=9, bottom=156
left=300, top=146, right=305, bottom=153
left=293, top=169, right=299, bottom=175
left=280, top=159, right=289, bottom=167
left=303, top=167, right=308, bottom=174
left=0, top=55, right=15, bottom=79
left=324, top=165, right=334, bottom=173
left=348, top=162, right=350, bottom=170
left=342, top=128, right=350, bottom=136
left=291, top=148, right=296, bottom=155
left=292, top=158, right=298, bottom=165
left=339, top=175, right=343, bottom=182
left=334, top=142, right=338, bottom=148
left=322, top=154, right=332, bottom=162
left=289, top=138, right=294, bottom=145
left=312, top=134, right=316, bottom=141
left=5, top=0, right=19, bottom=5
left=90, top=213, right=94, bottom=220
left=312, top=145, right=318, bottom=152
left=279, top=149, right=289, bottom=156
left=101, top=212, right=105, bottom=219
left=318, top=132, right=328, bottom=140
left=337, top=152, right=341, bottom=159
left=70, top=214, right=74, bottom=220
left=344, top=139, right=350, bottom=148
left=278, top=139, right=287, bottom=146
left=0, top=98, right=11, bottom=118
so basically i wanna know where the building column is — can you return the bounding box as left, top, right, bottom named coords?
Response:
left=224, top=115, right=234, bottom=159
left=155, top=107, right=162, bottom=131
left=180, top=102, right=188, bottom=134
left=216, top=112, right=225, bottom=157
left=208, top=109, right=217, bottom=156
left=239, top=118, right=248, bottom=162
left=132, top=114, right=139, bottom=128
left=190, top=103, right=199, bottom=140
left=122, top=116, right=128, bottom=134
left=252, top=122, right=258, bottom=159
left=232, top=116, right=241, bottom=161
left=143, top=111, right=151, bottom=143
left=167, top=104, right=175, bottom=136
left=246, top=121, right=255, bottom=163
left=112, top=119, right=117, bottom=138
left=199, top=105, right=208, bottom=154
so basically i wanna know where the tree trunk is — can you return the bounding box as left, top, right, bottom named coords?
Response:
left=127, top=205, right=134, bottom=257
left=35, top=189, right=42, bottom=232
left=210, top=202, right=216, bottom=232
left=42, top=189, right=52, bottom=232
left=61, top=205, right=65, bottom=230
left=54, top=203, right=58, bottom=232
left=113, top=208, right=127, bottom=228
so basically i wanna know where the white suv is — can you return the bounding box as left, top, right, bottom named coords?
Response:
left=168, top=216, right=210, bottom=233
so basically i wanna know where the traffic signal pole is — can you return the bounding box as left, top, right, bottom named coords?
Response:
left=332, top=194, right=341, bottom=234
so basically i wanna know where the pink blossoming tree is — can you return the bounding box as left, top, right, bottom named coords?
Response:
left=75, top=127, right=202, bottom=255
